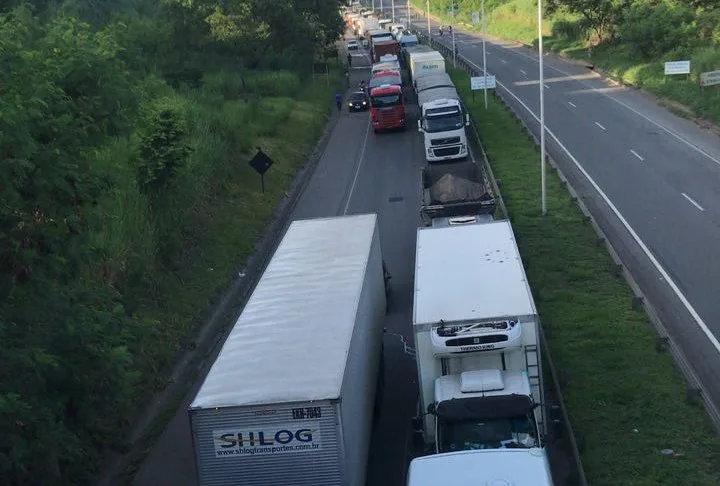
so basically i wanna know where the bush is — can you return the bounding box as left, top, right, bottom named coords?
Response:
left=552, top=19, right=585, bottom=41
left=619, top=3, right=695, bottom=59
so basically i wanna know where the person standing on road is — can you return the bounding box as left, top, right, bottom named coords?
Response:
left=335, top=92, right=342, bottom=111
left=347, top=52, right=352, bottom=67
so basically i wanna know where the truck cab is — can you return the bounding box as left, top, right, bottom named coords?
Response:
left=417, top=98, right=469, bottom=162
left=370, top=83, right=405, bottom=132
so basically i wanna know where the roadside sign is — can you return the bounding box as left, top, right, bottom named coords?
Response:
left=472, top=11, right=480, bottom=24
left=700, top=70, right=720, bottom=87
left=664, top=61, right=690, bottom=75
left=471, top=75, right=496, bottom=90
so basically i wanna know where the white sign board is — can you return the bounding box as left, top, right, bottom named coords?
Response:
left=700, top=70, right=720, bottom=87
left=471, top=75, right=496, bottom=90
left=472, top=11, right=480, bottom=24
left=664, top=61, right=690, bottom=75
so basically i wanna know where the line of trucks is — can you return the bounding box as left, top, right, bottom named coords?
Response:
left=345, top=8, right=471, bottom=163
left=185, top=6, right=555, bottom=486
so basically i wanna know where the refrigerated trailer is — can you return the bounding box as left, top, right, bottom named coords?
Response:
left=411, top=220, right=547, bottom=453
left=189, top=214, right=388, bottom=486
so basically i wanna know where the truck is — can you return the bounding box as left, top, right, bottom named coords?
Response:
left=408, top=449, right=554, bottom=486
left=409, top=220, right=552, bottom=484
left=420, top=161, right=496, bottom=226
left=370, top=83, right=406, bottom=132
left=417, top=79, right=470, bottom=162
left=372, top=38, right=400, bottom=63
left=407, top=50, right=445, bottom=86
left=189, top=213, right=389, bottom=486
left=362, top=19, right=382, bottom=36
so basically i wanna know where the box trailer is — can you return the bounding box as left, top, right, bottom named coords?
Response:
left=411, top=221, right=547, bottom=449
left=189, top=213, right=388, bottom=486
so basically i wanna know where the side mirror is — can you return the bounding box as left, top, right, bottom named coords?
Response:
left=426, top=402, right=436, bottom=414
left=465, top=114, right=470, bottom=126
left=417, top=119, right=423, bottom=132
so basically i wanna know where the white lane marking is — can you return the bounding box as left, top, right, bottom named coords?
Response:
left=682, top=193, right=705, bottom=212
left=520, top=69, right=527, bottom=75
left=460, top=55, right=720, bottom=354
left=595, top=122, right=607, bottom=131
left=568, top=101, right=577, bottom=108
left=544, top=84, right=551, bottom=89
left=501, top=59, right=508, bottom=64
left=342, top=121, right=372, bottom=215
left=630, top=149, right=644, bottom=161
left=467, top=35, right=720, bottom=167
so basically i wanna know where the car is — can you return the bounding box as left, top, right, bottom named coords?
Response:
left=348, top=91, right=370, bottom=112
left=346, top=39, right=359, bottom=51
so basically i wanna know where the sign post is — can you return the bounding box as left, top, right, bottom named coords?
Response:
left=249, top=148, right=274, bottom=193
left=700, top=70, right=720, bottom=88
left=664, top=60, right=691, bottom=82
left=471, top=75, right=496, bottom=104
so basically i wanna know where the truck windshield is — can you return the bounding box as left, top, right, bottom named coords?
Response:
left=424, top=109, right=464, bottom=133
left=371, top=94, right=402, bottom=107
left=438, top=415, right=538, bottom=453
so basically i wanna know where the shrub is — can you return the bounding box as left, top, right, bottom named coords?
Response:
left=618, top=2, right=695, bottom=59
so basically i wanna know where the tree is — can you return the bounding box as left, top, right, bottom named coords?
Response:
left=547, top=0, right=631, bottom=43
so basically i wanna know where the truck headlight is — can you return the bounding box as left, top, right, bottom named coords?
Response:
left=427, top=148, right=433, bottom=157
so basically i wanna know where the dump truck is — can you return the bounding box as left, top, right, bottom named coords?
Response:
left=420, top=161, right=496, bottom=226
left=189, top=213, right=389, bottom=486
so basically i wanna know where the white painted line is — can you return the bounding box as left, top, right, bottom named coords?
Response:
left=568, top=101, right=577, bottom=108
left=469, top=36, right=720, bottom=167
left=459, top=55, right=720, bottom=355
left=682, top=193, right=705, bottom=212
left=595, top=122, right=607, bottom=131
left=342, top=121, right=371, bottom=215
left=501, top=59, right=508, bottom=64
left=520, top=69, right=527, bottom=75
left=544, top=84, right=551, bottom=89
left=630, top=149, right=644, bottom=161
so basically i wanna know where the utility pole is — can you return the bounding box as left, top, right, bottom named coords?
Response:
left=538, top=0, right=547, bottom=215
left=482, top=0, right=487, bottom=109
left=392, top=0, right=395, bottom=22
left=427, top=0, right=431, bottom=38
left=451, top=0, right=457, bottom=67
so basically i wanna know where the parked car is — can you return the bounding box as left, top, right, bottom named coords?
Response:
left=347, top=39, right=359, bottom=51
left=348, top=91, right=370, bottom=112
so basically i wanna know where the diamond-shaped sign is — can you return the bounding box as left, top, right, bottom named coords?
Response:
left=249, top=149, right=274, bottom=176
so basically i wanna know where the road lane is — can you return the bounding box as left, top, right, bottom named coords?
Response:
left=131, top=33, right=426, bottom=486
left=401, top=9, right=720, bottom=417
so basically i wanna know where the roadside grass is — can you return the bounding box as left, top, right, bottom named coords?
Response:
left=409, top=1, right=720, bottom=124
left=449, top=67, right=720, bottom=485
left=93, top=69, right=340, bottom=409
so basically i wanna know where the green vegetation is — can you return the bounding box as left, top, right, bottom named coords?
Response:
left=449, top=66, right=720, bottom=485
left=413, top=0, right=720, bottom=123
left=0, top=0, right=343, bottom=484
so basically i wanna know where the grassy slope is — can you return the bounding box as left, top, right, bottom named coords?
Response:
left=92, top=69, right=340, bottom=413
left=412, top=0, right=720, bottom=124
left=448, top=66, right=720, bottom=485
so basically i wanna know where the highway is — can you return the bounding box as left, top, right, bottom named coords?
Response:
left=131, top=40, right=424, bottom=486
left=398, top=3, right=720, bottom=418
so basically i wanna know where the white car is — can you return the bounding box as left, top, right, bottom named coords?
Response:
left=346, top=39, right=359, bottom=51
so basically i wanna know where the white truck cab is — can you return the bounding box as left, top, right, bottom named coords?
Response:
left=407, top=449, right=554, bottom=486
left=417, top=97, right=469, bottom=162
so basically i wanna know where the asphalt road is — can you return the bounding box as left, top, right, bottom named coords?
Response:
left=395, top=4, right=720, bottom=418
left=131, top=36, right=427, bottom=486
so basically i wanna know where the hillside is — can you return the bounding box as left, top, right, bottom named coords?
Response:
left=416, top=0, right=720, bottom=124
left=0, top=1, right=343, bottom=484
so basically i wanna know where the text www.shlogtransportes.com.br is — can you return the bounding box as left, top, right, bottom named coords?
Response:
left=217, top=443, right=320, bottom=456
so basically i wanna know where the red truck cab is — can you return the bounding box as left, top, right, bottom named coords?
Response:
left=370, top=84, right=406, bottom=133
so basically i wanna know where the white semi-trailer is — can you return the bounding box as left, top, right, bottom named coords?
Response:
left=409, top=220, right=553, bottom=484
left=189, top=213, right=388, bottom=486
